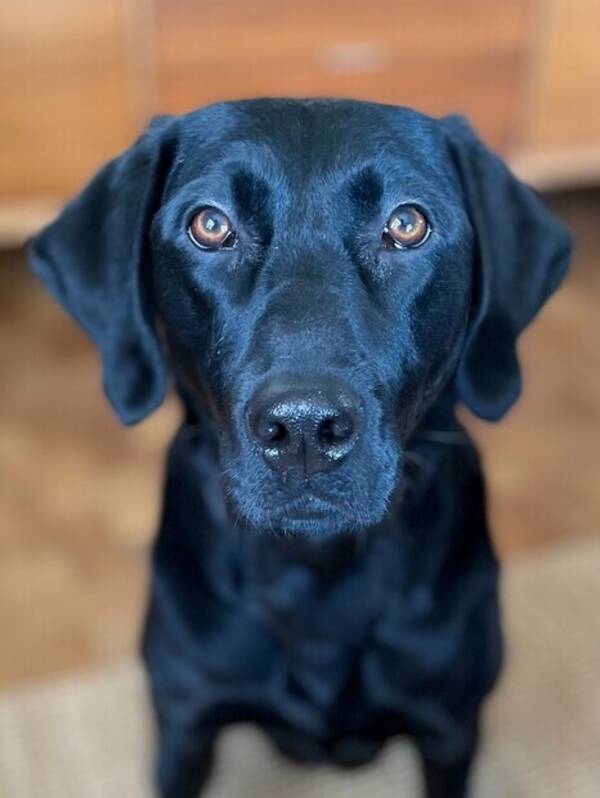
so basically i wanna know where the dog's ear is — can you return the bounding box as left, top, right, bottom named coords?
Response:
left=441, top=115, right=572, bottom=421
left=29, top=116, right=176, bottom=425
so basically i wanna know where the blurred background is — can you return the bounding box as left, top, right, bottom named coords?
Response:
left=0, top=1, right=599, bottom=794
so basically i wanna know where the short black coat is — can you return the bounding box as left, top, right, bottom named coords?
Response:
left=30, top=99, right=571, bottom=798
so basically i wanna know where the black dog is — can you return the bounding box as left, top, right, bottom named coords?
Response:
left=30, top=99, right=571, bottom=798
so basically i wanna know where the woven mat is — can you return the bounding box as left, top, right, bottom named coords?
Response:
left=1, top=540, right=599, bottom=798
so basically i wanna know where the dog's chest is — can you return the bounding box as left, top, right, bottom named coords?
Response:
left=198, top=526, right=459, bottom=724
left=211, top=530, right=417, bottom=693
left=245, top=535, right=396, bottom=641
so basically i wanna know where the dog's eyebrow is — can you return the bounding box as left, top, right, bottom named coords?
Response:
left=231, top=168, right=271, bottom=224
left=348, top=166, right=384, bottom=210
left=172, top=136, right=284, bottom=188
left=231, top=167, right=272, bottom=241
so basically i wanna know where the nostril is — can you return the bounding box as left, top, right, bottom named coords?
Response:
left=255, top=416, right=288, bottom=446
left=317, top=414, right=354, bottom=447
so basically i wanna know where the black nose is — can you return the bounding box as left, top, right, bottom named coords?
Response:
left=249, top=378, right=361, bottom=477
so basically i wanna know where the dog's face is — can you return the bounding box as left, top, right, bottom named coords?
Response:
left=30, top=99, right=570, bottom=536
left=151, top=101, right=472, bottom=533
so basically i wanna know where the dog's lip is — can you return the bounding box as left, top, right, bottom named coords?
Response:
left=277, top=493, right=340, bottom=520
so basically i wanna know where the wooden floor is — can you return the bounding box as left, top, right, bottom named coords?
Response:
left=0, top=190, right=598, bottom=689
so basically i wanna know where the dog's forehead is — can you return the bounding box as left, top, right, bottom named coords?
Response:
left=174, top=99, right=452, bottom=185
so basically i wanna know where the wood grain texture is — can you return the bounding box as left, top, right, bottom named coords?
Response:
left=153, top=0, right=530, bottom=151
left=0, top=0, right=144, bottom=199
left=517, top=0, right=600, bottom=151
left=4, top=0, right=600, bottom=241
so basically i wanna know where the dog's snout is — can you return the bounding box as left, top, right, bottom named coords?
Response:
left=249, top=379, right=361, bottom=477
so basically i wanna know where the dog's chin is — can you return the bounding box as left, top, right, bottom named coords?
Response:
left=274, top=514, right=356, bottom=538
left=230, top=492, right=389, bottom=538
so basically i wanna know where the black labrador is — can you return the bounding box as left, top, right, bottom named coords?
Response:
left=30, top=99, right=571, bottom=798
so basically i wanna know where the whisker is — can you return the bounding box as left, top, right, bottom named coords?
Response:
left=404, top=450, right=429, bottom=469
left=415, top=429, right=469, bottom=446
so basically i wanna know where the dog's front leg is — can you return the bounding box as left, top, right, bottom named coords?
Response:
left=155, top=725, right=216, bottom=798
left=419, top=750, right=475, bottom=798
left=416, top=714, right=479, bottom=798
left=143, top=593, right=219, bottom=798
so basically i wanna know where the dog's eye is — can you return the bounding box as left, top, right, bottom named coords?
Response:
left=188, top=207, right=236, bottom=250
left=383, top=205, right=430, bottom=249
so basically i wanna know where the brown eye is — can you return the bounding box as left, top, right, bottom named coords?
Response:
left=383, top=205, right=431, bottom=249
left=188, top=207, right=236, bottom=250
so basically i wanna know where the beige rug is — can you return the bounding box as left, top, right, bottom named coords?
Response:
left=1, top=540, right=599, bottom=798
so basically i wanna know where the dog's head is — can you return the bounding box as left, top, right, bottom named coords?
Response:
left=30, top=100, right=570, bottom=536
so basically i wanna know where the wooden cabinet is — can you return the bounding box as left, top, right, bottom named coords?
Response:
left=154, top=0, right=528, bottom=150
left=1, top=0, right=599, bottom=244
left=0, top=1, right=151, bottom=241
left=510, top=0, right=600, bottom=189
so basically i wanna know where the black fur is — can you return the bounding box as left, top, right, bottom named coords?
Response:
left=30, top=99, right=571, bottom=797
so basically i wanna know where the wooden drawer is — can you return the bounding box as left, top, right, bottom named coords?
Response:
left=155, top=0, right=529, bottom=151
left=0, top=1, right=148, bottom=203
left=2, top=0, right=600, bottom=243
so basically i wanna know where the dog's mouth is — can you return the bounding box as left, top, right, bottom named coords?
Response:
left=218, top=439, right=402, bottom=537
left=268, top=493, right=357, bottom=536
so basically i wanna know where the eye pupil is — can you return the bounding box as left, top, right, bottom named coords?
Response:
left=384, top=205, right=430, bottom=249
left=189, top=207, right=235, bottom=250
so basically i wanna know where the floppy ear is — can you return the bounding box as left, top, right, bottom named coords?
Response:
left=29, top=116, right=176, bottom=425
left=441, top=115, right=572, bottom=421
